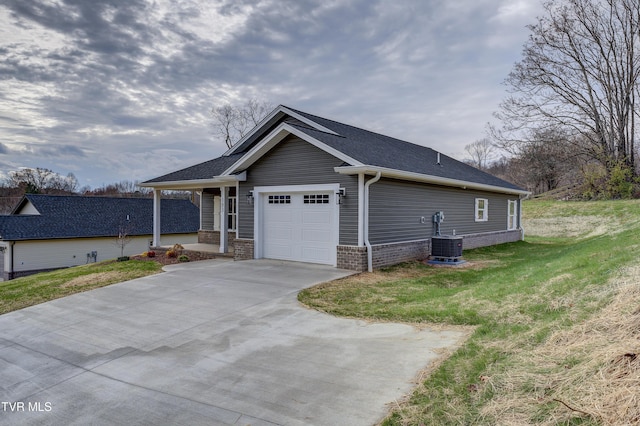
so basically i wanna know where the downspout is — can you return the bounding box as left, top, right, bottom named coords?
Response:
left=364, top=172, right=381, bottom=272
left=519, top=195, right=525, bottom=241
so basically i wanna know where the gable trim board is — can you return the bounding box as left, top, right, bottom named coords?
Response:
left=141, top=105, right=530, bottom=271
left=224, top=123, right=362, bottom=175
left=224, top=106, right=340, bottom=156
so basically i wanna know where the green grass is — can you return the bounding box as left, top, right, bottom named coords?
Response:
left=0, top=260, right=162, bottom=315
left=299, top=199, right=640, bottom=425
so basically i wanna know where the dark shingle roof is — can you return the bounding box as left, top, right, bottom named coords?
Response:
left=286, top=107, right=523, bottom=191
left=142, top=154, right=244, bottom=183
left=144, top=106, right=523, bottom=192
left=0, top=195, right=199, bottom=241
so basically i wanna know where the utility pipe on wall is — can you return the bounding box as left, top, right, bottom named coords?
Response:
left=364, top=171, right=381, bottom=272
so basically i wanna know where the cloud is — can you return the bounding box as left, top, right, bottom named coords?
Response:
left=36, top=144, right=86, bottom=158
left=0, top=0, right=541, bottom=187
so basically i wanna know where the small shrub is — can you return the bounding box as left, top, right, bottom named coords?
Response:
left=606, top=163, right=635, bottom=199
left=172, top=243, right=184, bottom=252
left=117, top=256, right=130, bottom=262
left=178, top=254, right=189, bottom=262
left=166, top=250, right=177, bottom=258
left=147, top=250, right=156, bottom=258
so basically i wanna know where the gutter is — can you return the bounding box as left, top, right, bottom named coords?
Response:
left=335, top=165, right=530, bottom=197
left=138, top=171, right=246, bottom=191
left=364, top=172, right=381, bottom=272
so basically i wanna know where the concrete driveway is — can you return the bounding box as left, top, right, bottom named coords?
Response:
left=0, top=259, right=467, bottom=425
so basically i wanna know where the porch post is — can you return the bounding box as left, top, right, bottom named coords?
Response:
left=198, top=191, right=204, bottom=230
left=6, top=242, right=14, bottom=280
left=153, top=189, right=161, bottom=247
left=357, top=173, right=365, bottom=246
left=220, top=186, right=228, bottom=253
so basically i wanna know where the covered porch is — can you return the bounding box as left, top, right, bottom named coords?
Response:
left=139, top=172, right=246, bottom=257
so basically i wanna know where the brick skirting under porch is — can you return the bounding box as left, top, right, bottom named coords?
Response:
left=198, top=230, right=236, bottom=246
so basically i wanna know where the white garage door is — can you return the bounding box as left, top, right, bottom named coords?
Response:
left=262, top=191, right=337, bottom=265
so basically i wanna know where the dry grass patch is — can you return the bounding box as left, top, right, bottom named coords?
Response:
left=523, top=215, right=621, bottom=239
left=61, top=271, right=132, bottom=288
left=480, top=265, right=640, bottom=425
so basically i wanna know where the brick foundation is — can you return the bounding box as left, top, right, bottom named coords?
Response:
left=233, top=239, right=255, bottom=261
left=337, top=245, right=368, bottom=271
left=371, top=239, right=431, bottom=270
left=337, top=240, right=431, bottom=271
left=336, top=230, right=524, bottom=272
left=461, top=229, right=523, bottom=250
left=198, top=230, right=236, bottom=246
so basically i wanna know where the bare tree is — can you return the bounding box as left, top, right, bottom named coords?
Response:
left=464, top=138, right=496, bottom=170
left=211, top=98, right=274, bottom=148
left=8, top=168, right=78, bottom=194
left=494, top=0, right=640, bottom=173
left=115, top=221, right=133, bottom=259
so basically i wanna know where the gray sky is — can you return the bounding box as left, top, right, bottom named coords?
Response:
left=0, top=0, right=543, bottom=188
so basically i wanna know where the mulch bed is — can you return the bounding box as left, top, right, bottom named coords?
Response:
left=131, top=250, right=220, bottom=266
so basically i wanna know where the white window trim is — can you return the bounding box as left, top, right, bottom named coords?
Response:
left=227, top=196, right=237, bottom=231
left=507, top=200, right=517, bottom=230
left=475, top=198, right=488, bottom=222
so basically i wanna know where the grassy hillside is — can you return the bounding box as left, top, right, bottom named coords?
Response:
left=300, top=199, right=640, bottom=425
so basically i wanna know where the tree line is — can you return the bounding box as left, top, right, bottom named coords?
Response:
left=0, top=167, right=192, bottom=214
left=480, top=0, right=640, bottom=200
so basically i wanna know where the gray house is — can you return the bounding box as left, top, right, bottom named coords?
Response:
left=141, top=105, right=529, bottom=271
left=0, top=195, right=199, bottom=280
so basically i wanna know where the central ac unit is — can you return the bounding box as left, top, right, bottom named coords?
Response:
left=431, top=235, right=463, bottom=260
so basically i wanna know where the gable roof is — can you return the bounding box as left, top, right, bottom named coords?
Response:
left=143, top=153, right=245, bottom=184
left=141, top=105, right=527, bottom=195
left=0, top=194, right=199, bottom=241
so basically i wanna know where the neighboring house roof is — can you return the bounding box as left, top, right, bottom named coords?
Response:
left=141, top=105, right=527, bottom=195
left=0, top=194, right=199, bottom=241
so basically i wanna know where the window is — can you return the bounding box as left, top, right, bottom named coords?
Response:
left=268, top=195, right=291, bottom=204
left=508, top=200, right=517, bottom=230
left=303, top=194, right=329, bottom=204
left=475, top=198, right=488, bottom=222
left=227, top=196, right=237, bottom=231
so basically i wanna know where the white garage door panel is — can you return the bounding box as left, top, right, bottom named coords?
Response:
left=302, top=247, right=331, bottom=263
left=266, top=244, right=293, bottom=258
left=262, top=190, right=337, bottom=265
left=302, top=210, right=331, bottom=224
left=301, top=229, right=331, bottom=243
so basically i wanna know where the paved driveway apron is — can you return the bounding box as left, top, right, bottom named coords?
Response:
left=0, top=259, right=467, bottom=426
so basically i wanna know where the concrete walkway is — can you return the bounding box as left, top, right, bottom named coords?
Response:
left=0, top=259, right=467, bottom=425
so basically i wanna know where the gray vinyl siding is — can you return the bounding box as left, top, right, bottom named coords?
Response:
left=238, top=135, right=358, bottom=245
left=201, top=191, right=215, bottom=230
left=368, top=178, right=515, bottom=244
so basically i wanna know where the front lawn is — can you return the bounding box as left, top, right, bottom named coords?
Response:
left=0, top=260, right=162, bottom=315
